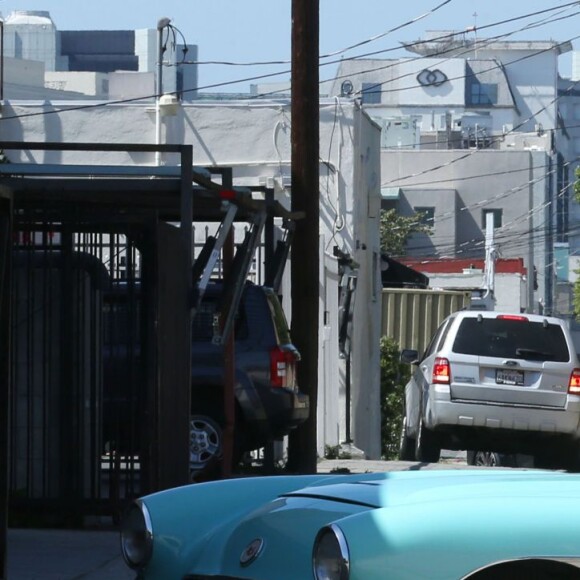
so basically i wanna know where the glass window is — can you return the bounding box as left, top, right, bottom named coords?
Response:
left=361, top=82, right=381, bottom=104
left=452, top=318, right=569, bottom=362
left=468, top=81, right=498, bottom=105
left=423, top=317, right=453, bottom=359
left=191, top=293, right=249, bottom=341
left=414, top=206, right=435, bottom=226
left=265, top=290, right=291, bottom=345
left=482, top=209, right=502, bottom=229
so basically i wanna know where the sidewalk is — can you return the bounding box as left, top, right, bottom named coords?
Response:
left=6, top=456, right=472, bottom=579
left=6, top=528, right=133, bottom=579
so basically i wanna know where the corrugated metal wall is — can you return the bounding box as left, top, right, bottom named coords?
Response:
left=381, top=288, right=471, bottom=354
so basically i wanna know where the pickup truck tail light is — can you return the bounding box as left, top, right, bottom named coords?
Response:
left=270, top=346, right=299, bottom=389
left=433, top=357, right=450, bottom=384
left=568, top=369, right=580, bottom=394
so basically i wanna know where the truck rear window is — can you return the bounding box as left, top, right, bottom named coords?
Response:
left=452, top=318, right=570, bottom=362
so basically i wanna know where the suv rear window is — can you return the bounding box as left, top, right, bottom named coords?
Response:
left=191, top=296, right=249, bottom=342
left=452, top=317, right=570, bottom=362
left=265, top=290, right=292, bottom=345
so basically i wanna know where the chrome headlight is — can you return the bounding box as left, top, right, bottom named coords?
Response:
left=312, top=524, right=350, bottom=580
left=120, top=500, right=153, bottom=570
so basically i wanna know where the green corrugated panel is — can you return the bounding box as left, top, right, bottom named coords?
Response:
left=381, top=288, right=471, bottom=353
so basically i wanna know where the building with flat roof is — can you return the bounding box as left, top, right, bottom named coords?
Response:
left=2, top=10, right=199, bottom=101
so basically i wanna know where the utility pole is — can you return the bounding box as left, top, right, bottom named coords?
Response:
left=287, top=0, right=319, bottom=473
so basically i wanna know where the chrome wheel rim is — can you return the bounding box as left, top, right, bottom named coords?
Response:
left=189, top=416, right=222, bottom=474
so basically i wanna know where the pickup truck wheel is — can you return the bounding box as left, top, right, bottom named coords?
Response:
left=189, top=415, right=223, bottom=478
left=415, top=419, right=441, bottom=463
left=399, top=415, right=416, bottom=461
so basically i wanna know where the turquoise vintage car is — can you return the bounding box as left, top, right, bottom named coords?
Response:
left=121, top=468, right=580, bottom=579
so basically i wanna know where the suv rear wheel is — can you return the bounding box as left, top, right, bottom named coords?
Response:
left=467, top=450, right=501, bottom=467
left=189, top=414, right=223, bottom=478
left=399, top=414, right=416, bottom=461
left=415, top=419, right=441, bottom=463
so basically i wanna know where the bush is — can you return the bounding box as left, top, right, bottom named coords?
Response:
left=380, top=336, right=411, bottom=459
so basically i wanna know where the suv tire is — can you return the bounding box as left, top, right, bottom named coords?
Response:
left=467, top=450, right=500, bottom=467
left=189, top=414, right=223, bottom=478
left=415, top=419, right=441, bottom=463
left=399, top=415, right=416, bottom=461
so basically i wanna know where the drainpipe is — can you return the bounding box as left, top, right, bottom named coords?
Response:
left=155, top=18, right=171, bottom=166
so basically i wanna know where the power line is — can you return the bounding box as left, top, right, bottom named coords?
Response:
left=0, top=2, right=575, bottom=121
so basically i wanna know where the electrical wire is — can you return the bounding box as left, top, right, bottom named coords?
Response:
left=187, top=0, right=580, bottom=95
left=0, top=2, right=574, bottom=120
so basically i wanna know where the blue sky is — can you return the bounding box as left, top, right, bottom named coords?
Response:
left=2, top=1, right=579, bottom=91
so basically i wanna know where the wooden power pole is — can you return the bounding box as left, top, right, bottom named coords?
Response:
left=287, top=0, right=320, bottom=473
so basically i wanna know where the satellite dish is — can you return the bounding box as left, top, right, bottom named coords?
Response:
left=341, top=80, right=354, bottom=97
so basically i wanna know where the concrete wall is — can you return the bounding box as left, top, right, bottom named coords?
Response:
left=427, top=272, right=527, bottom=312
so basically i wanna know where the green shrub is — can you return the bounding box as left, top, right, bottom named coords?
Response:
left=380, top=336, right=411, bottom=459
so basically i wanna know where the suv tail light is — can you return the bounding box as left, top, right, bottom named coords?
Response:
left=568, top=369, right=580, bottom=394
left=270, top=346, right=299, bottom=389
left=433, top=357, right=450, bottom=384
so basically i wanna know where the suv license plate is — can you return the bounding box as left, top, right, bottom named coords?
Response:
left=496, top=369, right=524, bottom=386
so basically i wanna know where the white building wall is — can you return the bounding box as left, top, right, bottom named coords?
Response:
left=4, top=10, right=58, bottom=72
left=135, top=29, right=157, bottom=74
left=428, top=272, right=526, bottom=312
left=465, top=47, right=559, bottom=134
left=0, top=97, right=383, bottom=459
left=45, top=72, right=109, bottom=97
left=108, top=72, right=155, bottom=100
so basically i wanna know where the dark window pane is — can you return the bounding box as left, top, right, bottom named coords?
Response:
left=452, top=318, right=569, bottom=362
left=362, top=82, right=381, bottom=104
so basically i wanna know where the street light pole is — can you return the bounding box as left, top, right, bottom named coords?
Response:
left=155, top=17, right=171, bottom=166
left=1, top=20, right=4, bottom=101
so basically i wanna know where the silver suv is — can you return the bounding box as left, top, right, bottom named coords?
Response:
left=399, top=311, right=580, bottom=470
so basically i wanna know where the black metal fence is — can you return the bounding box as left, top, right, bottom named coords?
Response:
left=9, top=220, right=144, bottom=523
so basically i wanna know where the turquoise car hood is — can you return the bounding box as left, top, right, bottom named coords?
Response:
left=138, top=469, right=580, bottom=579
left=282, top=467, right=580, bottom=508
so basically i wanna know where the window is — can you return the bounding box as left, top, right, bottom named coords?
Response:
left=423, top=318, right=453, bottom=359
left=468, top=81, right=498, bottom=105
left=482, top=208, right=502, bottom=229
left=452, top=318, right=569, bottom=362
left=414, top=206, right=435, bottom=226
left=361, top=82, right=381, bottom=104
